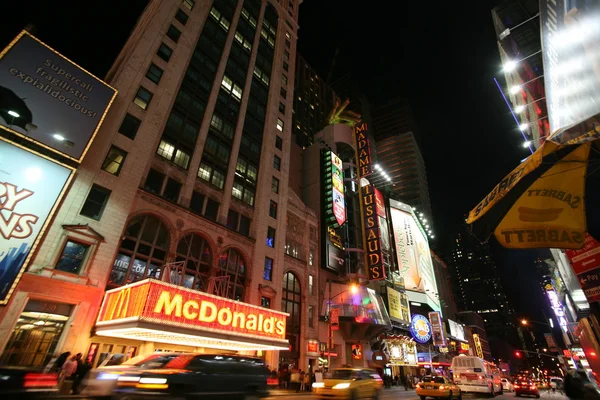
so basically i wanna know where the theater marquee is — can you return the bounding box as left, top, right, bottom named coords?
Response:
left=96, top=279, right=289, bottom=351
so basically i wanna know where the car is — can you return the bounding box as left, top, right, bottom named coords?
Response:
left=113, top=354, right=270, bottom=399
left=416, top=375, right=462, bottom=400
left=0, top=366, right=59, bottom=399
left=312, top=368, right=383, bottom=399
left=79, top=352, right=192, bottom=399
left=502, top=378, right=514, bottom=392
left=514, top=379, right=540, bottom=398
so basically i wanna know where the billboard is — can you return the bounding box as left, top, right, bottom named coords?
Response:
left=0, top=138, right=74, bottom=304
left=354, top=122, right=373, bottom=177
left=448, top=319, right=466, bottom=342
left=410, top=314, right=432, bottom=344
left=541, top=1, right=600, bottom=144
left=387, top=286, right=410, bottom=323
left=0, top=31, right=117, bottom=162
left=565, top=234, right=600, bottom=303
left=323, top=150, right=346, bottom=228
left=429, top=311, right=446, bottom=347
left=389, top=199, right=439, bottom=310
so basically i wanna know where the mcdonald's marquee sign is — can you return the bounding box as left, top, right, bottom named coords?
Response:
left=97, top=280, right=288, bottom=342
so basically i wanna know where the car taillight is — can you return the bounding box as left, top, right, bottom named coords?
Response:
left=439, top=385, right=445, bottom=390
left=23, top=373, right=58, bottom=388
left=514, top=385, right=520, bottom=389
left=531, top=386, right=536, bottom=390
left=479, top=375, right=484, bottom=380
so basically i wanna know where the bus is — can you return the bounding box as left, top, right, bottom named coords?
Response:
left=451, top=355, right=503, bottom=396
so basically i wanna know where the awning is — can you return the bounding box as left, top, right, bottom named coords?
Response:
left=95, top=279, right=289, bottom=351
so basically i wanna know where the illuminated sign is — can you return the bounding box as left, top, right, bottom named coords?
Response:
left=460, top=343, right=470, bottom=351
left=351, top=344, right=363, bottom=360
left=322, top=151, right=346, bottom=228
left=354, top=122, right=373, bottom=177
left=0, top=138, right=74, bottom=304
left=410, top=314, right=432, bottom=344
left=546, top=284, right=568, bottom=333
left=97, top=280, right=288, bottom=342
left=361, top=184, right=385, bottom=280
left=307, top=340, right=319, bottom=354
left=472, top=334, right=484, bottom=359
left=330, top=308, right=339, bottom=331
left=428, top=311, right=446, bottom=347
left=449, top=319, right=466, bottom=342
left=0, top=31, right=117, bottom=162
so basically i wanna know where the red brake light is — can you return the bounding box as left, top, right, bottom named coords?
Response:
left=514, top=385, right=520, bottom=389
left=531, top=386, right=536, bottom=390
left=23, top=373, right=58, bottom=388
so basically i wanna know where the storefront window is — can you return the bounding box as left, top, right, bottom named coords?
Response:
left=107, top=215, right=170, bottom=287
left=55, top=240, right=90, bottom=275
left=0, top=300, right=72, bottom=367
left=281, top=272, right=301, bottom=358
left=175, top=234, right=212, bottom=291
left=216, top=248, right=246, bottom=301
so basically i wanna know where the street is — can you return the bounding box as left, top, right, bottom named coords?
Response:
left=264, top=388, right=571, bottom=400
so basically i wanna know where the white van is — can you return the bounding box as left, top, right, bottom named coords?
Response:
left=451, top=355, right=503, bottom=396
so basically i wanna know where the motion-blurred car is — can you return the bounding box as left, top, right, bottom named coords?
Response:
left=514, top=379, right=540, bottom=398
left=312, top=368, right=383, bottom=399
left=502, top=378, right=514, bottom=392
left=0, top=366, right=58, bottom=399
left=535, top=380, right=549, bottom=390
left=79, top=352, right=191, bottom=399
left=113, top=354, right=270, bottom=399
left=416, top=375, right=462, bottom=400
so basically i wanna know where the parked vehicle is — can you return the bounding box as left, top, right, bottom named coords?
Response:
left=451, top=355, right=503, bottom=395
left=416, top=375, right=462, bottom=400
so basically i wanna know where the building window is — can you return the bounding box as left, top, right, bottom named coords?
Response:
left=235, top=158, right=258, bottom=182
left=263, top=257, right=273, bottom=281
left=80, top=184, right=111, bottom=221
left=273, top=155, right=281, bottom=171
left=209, top=7, right=231, bottom=31
left=189, top=190, right=205, bottom=215
left=144, top=168, right=165, bottom=194
left=269, top=200, right=277, bottom=219
left=175, top=233, right=212, bottom=291
left=261, top=296, right=271, bottom=309
left=101, top=146, right=127, bottom=176
left=216, top=248, right=246, bottom=301
left=108, top=214, right=170, bottom=287
left=118, top=113, right=141, bottom=139
left=308, top=305, right=314, bottom=328
left=204, top=198, right=219, bottom=221
left=266, top=226, right=276, bottom=248
left=282, top=272, right=301, bottom=355
left=285, top=238, right=303, bottom=259
left=157, top=43, right=173, bottom=62
left=279, top=102, right=285, bottom=114
left=275, top=135, right=282, bottom=150
left=183, top=0, right=194, bottom=10
left=167, top=25, right=182, bottom=43
left=239, top=215, right=251, bottom=236
left=221, top=75, right=243, bottom=101
left=227, top=209, right=239, bottom=231
left=281, top=75, right=288, bottom=87
left=309, top=274, right=314, bottom=295
left=175, top=9, right=189, bottom=25
left=226, top=208, right=252, bottom=236
left=134, top=87, right=153, bottom=110
left=280, top=87, right=286, bottom=99
left=55, top=240, right=90, bottom=275
left=156, top=139, right=190, bottom=169
left=163, top=178, right=181, bottom=202
left=253, top=66, right=270, bottom=86
left=146, top=63, right=164, bottom=84
left=283, top=61, right=289, bottom=72
left=276, top=118, right=284, bottom=132
left=271, top=176, right=279, bottom=194
left=309, top=248, right=315, bottom=266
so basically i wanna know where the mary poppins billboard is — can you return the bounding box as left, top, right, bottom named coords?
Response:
left=0, top=31, right=117, bottom=162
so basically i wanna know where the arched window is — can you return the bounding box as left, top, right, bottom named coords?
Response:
left=175, top=234, right=212, bottom=291
left=215, top=248, right=246, bottom=301
left=281, top=272, right=301, bottom=357
left=108, top=215, right=170, bottom=287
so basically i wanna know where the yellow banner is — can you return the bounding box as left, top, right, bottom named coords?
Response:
left=387, top=287, right=403, bottom=321
left=494, top=143, right=590, bottom=249
left=467, top=142, right=555, bottom=223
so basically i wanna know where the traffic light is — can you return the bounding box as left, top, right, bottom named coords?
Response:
left=515, top=351, right=522, bottom=358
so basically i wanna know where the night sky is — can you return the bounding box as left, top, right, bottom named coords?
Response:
left=0, top=1, right=568, bottom=322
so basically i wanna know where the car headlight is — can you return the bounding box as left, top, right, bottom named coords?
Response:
left=333, top=383, right=351, bottom=389
left=117, top=376, right=140, bottom=382
left=97, top=373, right=121, bottom=380
left=139, top=377, right=168, bottom=384
left=312, top=382, right=324, bottom=388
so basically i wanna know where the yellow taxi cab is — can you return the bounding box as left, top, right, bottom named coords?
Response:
left=312, top=368, right=383, bottom=399
left=416, top=375, right=463, bottom=400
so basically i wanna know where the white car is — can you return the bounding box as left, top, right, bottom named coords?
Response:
left=501, top=378, right=514, bottom=392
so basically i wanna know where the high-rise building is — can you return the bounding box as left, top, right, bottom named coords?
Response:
left=291, top=54, right=338, bottom=148
left=372, top=98, right=433, bottom=220
left=0, top=0, right=320, bottom=372
left=458, top=310, right=493, bottom=361
left=449, top=226, right=516, bottom=356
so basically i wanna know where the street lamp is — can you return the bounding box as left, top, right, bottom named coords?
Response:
left=327, top=279, right=359, bottom=370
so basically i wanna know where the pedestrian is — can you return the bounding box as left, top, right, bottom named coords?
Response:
left=414, top=375, right=420, bottom=388
left=72, top=356, right=91, bottom=395
left=58, top=354, right=78, bottom=394
left=51, top=351, right=70, bottom=373
left=404, top=374, right=409, bottom=391
left=299, top=370, right=306, bottom=392
left=304, top=371, right=311, bottom=392
left=550, top=379, right=557, bottom=393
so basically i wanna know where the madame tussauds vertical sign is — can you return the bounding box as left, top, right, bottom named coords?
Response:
left=354, top=122, right=373, bottom=177
left=361, top=184, right=385, bottom=280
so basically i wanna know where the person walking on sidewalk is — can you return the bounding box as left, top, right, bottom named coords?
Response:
left=299, top=370, right=306, bottom=392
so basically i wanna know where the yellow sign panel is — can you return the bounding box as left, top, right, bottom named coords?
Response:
left=494, top=143, right=590, bottom=249
left=387, top=287, right=403, bottom=321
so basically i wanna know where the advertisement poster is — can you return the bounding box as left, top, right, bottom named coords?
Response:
left=389, top=199, right=439, bottom=309
left=410, top=314, right=432, bottom=344
left=0, top=139, right=73, bottom=304
left=351, top=344, right=363, bottom=360
left=374, top=188, right=391, bottom=252
left=330, top=152, right=346, bottom=227
left=429, top=311, right=446, bottom=347
left=387, top=287, right=403, bottom=322
left=540, top=1, right=600, bottom=144
left=0, top=31, right=117, bottom=161
left=544, top=333, right=559, bottom=352
left=566, top=234, right=600, bottom=303
left=448, top=319, right=466, bottom=342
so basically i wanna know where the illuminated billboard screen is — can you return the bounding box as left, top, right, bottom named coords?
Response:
left=389, top=199, right=439, bottom=311
left=448, top=319, right=466, bottom=342
left=0, top=31, right=117, bottom=162
left=0, top=138, right=73, bottom=304
left=323, top=150, right=346, bottom=228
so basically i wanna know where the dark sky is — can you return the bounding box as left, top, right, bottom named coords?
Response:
left=0, top=1, right=552, bottom=319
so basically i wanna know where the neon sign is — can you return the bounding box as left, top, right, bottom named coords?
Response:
left=98, top=280, right=288, bottom=341
left=546, top=284, right=568, bottom=333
